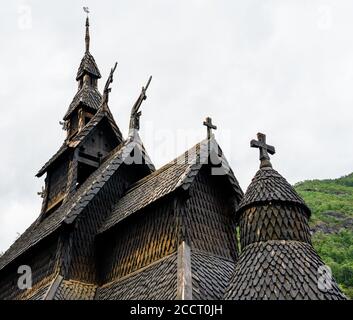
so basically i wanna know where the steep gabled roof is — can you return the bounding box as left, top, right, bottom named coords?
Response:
left=0, top=137, right=154, bottom=272
left=36, top=107, right=123, bottom=177
left=99, top=137, right=243, bottom=234
left=36, top=143, right=68, bottom=177
left=76, top=51, right=101, bottom=80
left=68, top=106, right=122, bottom=148
left=64, top=85, right=102, bottom=120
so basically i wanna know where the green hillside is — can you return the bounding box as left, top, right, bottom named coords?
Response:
left=294, top=173, right=353, bottom=299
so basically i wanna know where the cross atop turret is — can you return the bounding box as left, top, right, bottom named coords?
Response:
left=250, top=132, right=275, bottom=168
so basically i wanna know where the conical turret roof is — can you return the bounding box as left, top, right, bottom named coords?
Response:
left=237, top=167, right=310, bottom=217
left=225, top=133, right=346, bottom=300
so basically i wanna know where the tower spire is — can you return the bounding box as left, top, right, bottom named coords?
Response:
left=83, top=7, right=90, bottom=52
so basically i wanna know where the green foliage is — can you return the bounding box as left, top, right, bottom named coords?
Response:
left=295, top=173, right=353, bottom=225
left=294, top=172, right=353, bottom=299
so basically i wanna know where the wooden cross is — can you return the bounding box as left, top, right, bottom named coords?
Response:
left=203, top=117, right=217, bottom=139
left=250, top=132, right=275, bottom=168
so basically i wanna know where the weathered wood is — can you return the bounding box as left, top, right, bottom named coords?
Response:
left=177, top=241, right=192, bottom=300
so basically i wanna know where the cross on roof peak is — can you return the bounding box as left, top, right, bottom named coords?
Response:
left=203, top=117, right=217, bottom=139
left=250, top=132, right=275, bottom=169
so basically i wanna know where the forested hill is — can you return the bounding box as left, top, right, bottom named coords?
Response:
left=295, top=173, right=353, bottom=299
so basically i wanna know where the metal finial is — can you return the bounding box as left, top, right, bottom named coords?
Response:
left=203, top=117, right=217, bottom=140
left=250, top=132, right=275, bottom=169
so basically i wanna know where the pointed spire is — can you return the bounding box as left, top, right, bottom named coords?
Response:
left=75, top=8, right=101, bottom=82
left=85, top=16, right=90, bottom=52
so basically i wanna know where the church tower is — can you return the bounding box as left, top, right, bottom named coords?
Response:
left=36, top=16, right=123, bottom=218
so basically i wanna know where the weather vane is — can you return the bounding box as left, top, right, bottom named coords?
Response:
left=83, top=7, right=90, bottom=16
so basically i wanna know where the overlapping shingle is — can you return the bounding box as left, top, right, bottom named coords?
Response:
left=97, top=253, right=177, bottom=300
left=191, top=251, right=235, bottom=300
left=225, top=240, right=346, bottom=300
left=54, top=279, right=97, bottom=300
left=37, top=107, right=123, bottom=177
left=237, top=167, right=310, bottom=218
left=226, top=163, right=346, bottom=300
left=64, top=85, right=102, bottom=120
left=76, top=51, right=101, bottom=80
left=0, top=138, right=152, bottom=272
left=99, top=138, right=243, bottom=233
left=239, top=204, right=312, bottom=248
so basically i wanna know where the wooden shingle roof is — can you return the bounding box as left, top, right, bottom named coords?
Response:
left=99, top=137, right=243, bottom=233
left=237, top=167, right=310, bottom=217
left=225, top=240, right=346, bottom=300
left=76, top=51, right=101, bottom=80
left=37, top=106, right=123, bottom=177
left=96, top=253, right=178, bottom=300
left=0, top=137, right=153, bottom=272
left=64, top=85, right=102, bottom=120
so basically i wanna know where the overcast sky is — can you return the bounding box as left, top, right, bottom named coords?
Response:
left=0, top=0, right=352, bottom=253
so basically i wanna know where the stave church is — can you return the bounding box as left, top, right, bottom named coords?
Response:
left=0, top=15, right=346, bottom=300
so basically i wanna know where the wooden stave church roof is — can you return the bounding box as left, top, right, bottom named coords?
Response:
left=225, top=240, right=346, bottom=300
left=99, top=137, right=243, bottom=234
left=0, top=137, right=153, bottom=272
left=64, top=85, right=102, bottom=121
left=0, top=135, right=241, bottom=273
left=236, top=167, right=311, bottom=218
left=224, top=166, right=346, bottom=300
left=36, top=105, right=123, bottom=177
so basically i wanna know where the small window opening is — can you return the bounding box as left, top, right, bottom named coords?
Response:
left=77, top=162, right=96, bottom=188
left=85, top=116, right=92, bottom=125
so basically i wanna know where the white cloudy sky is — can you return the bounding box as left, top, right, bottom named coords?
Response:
left=0, top=0, right=352, bottom=253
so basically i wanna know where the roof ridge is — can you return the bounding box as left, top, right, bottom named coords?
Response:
left=99, top=137, right=243, bottom=234
left=37, top=108, right=123, bottom=177
left=0, top=139, right=142, bottom=272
